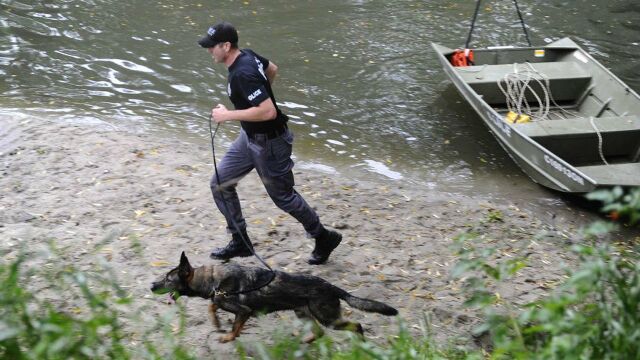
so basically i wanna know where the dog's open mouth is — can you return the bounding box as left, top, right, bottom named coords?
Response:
left=151, top=285, right=180, bottom=304
left=162, top=291, right=179, bottom=305
left=160, top=291, right=180, bottom=305
left=167, top=293, right=176, bottom=305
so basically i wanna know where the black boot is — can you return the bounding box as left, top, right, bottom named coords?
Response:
left=308, top=229, right=342, bottom=265
left=210, top=230, right=254, bottom=260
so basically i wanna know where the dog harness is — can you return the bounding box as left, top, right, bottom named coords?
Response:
left=207, top=267, right=276, bottom=298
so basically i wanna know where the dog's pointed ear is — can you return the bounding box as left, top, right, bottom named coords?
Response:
left=179, top=251, right=192, bottom=278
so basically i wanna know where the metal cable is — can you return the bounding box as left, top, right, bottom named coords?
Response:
left=512, top=0, right=532, bottom=47
left=465, top=0, right=483, bottom=49
left=464, top=0, right=532, bottom=48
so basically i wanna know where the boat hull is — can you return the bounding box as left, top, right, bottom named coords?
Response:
left=432, top=38, right=640, bottom=193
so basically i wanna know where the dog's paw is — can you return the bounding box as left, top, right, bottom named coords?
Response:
left=302, top=333, right=317, bottom=344
left=218, top=334, right=236, bottom=343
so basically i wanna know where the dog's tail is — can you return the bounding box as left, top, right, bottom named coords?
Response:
left=338, top=290, right=398, bottom=316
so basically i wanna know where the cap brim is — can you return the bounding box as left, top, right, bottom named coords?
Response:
left=198, top=36, right=219, bottom=48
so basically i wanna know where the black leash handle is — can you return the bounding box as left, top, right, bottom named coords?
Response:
left=465, top=0, right=532, bottom=48
left=208, top=113, right=276, bottom=295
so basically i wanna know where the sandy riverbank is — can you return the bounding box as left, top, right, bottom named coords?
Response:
left=1, top=115, right=604, bottom=357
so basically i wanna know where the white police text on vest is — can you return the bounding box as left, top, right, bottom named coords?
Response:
left=248, top=89, right=262, bottom=101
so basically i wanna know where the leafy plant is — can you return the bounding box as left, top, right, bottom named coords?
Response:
left=451, top=187, right=640, bottom=359
left=450, top=232, right=530, bottom=358
left=239, top=316, right=472, bottom=360
left=0, top=246, right=195, bottom=360
left=486, top=210, right=504, bottom=223
left=248, top=188, right=639, bottom=360
left=523, top=244, right=640, bottom=359
left=587, top=186, right=640, bottom=224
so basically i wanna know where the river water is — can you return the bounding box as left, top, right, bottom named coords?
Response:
left=1, top=0, right=639, bottom=203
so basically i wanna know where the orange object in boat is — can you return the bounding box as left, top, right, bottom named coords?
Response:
left=451, top=49, right=474, bottom=67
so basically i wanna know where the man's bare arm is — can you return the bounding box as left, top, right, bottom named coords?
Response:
left=265, top=62, right=277, bottom=85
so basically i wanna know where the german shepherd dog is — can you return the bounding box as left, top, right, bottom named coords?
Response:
left=151, top=252, right=398, bottom=343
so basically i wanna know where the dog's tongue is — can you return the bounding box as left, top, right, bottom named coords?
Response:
left=166, top=293, right=176, bottom=305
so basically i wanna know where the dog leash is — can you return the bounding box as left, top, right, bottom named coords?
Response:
left=208, top=113, right=276, bottom=296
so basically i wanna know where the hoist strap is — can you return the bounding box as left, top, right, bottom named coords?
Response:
left=465, top=0, right=532, bottom=48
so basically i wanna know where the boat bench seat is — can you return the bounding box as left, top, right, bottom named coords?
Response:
left=576, top=163, right=640, bottom=186
left=514, top=115, right=640, bottom=138
left=517, top=115, right=640, bottom=166
left=456, top=62, right=592, bottom=105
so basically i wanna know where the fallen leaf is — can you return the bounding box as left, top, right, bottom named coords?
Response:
left=412, top=292, right=435, bottom=300
left=150, top=260, right=171, bottom=267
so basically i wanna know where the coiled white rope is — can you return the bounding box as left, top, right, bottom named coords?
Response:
left=524, top=63, right=580, bottom=119
left=497, top=63, right=609, bottom=165
left=496, top=62, right=585, bottom=121
left=497, top=63, right=550, bottom=121
left=589, top=116, right=609, bottom=165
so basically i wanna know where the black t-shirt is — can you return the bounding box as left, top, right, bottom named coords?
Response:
left=227, top=49, right=287, bottom=134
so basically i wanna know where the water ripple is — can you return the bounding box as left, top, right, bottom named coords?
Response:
left=95, top=58, right=155, bottom=73
left=0, top=0, right=637, bottom=195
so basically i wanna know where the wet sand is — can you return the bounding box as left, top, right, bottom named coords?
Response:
left=1, top=115, right=602, bottom=357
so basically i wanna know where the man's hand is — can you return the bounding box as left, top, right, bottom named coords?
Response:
left=212, top=104, right=232, bottom=123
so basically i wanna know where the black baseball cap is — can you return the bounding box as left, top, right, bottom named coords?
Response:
left=198, top=22, right=238, bottom=48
